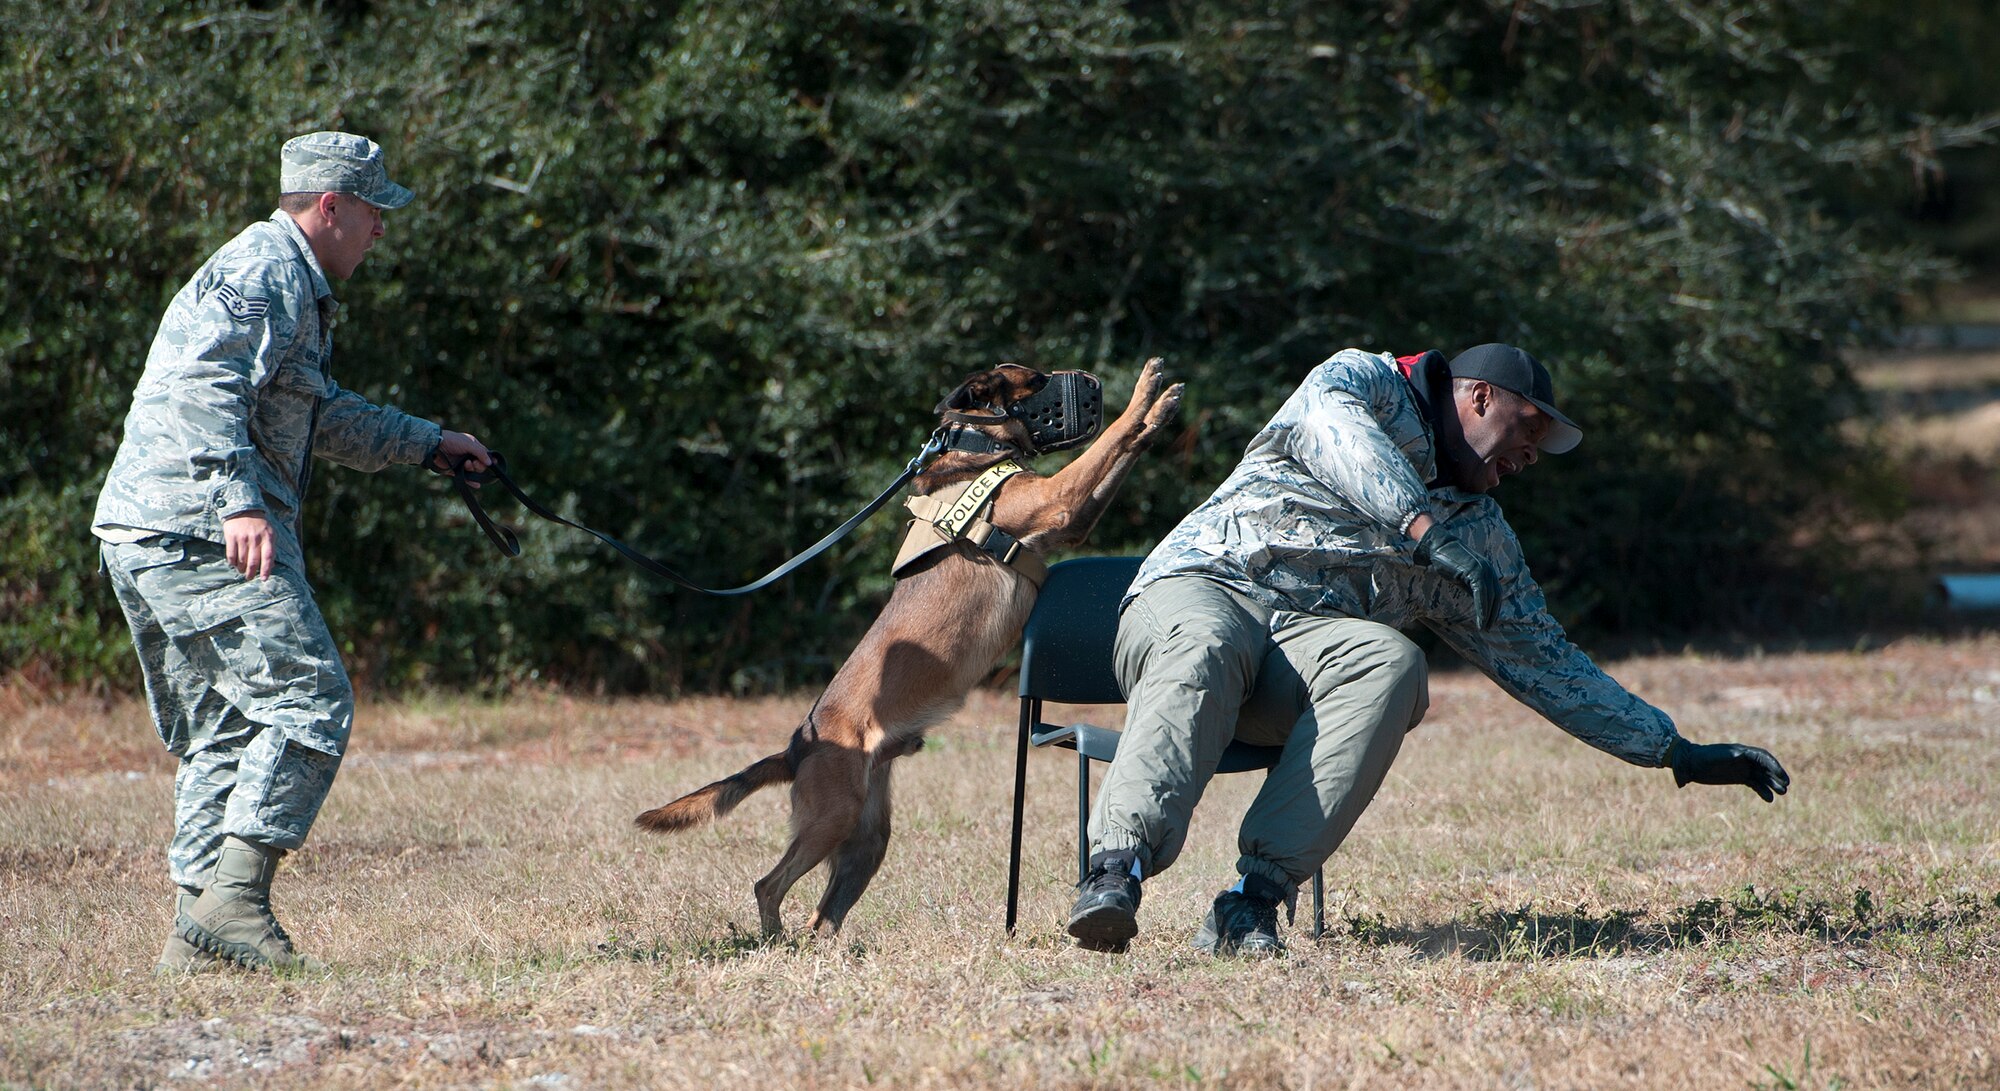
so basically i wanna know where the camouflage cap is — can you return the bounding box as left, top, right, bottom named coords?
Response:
left=279, top=131, right=413, bottom=209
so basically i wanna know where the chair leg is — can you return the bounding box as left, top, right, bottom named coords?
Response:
left=1075, top=749, right=1091, bottom=885
left=1311, top=869, right=1326, bottom=940
left=1006, top=698, right=1036, bottom=935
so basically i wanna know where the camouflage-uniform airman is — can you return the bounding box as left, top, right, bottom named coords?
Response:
left=95, top=132, right=471, bottom=974
left=1124, top=349, right=1677, bottom=768
left=1067, top=345, right=1787, bottom=958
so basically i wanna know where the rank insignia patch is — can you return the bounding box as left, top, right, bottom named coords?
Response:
left=215, top=283, right=270, bottom=322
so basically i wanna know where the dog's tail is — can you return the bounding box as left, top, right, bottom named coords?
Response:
left=635, top=751, right=794, bottom=833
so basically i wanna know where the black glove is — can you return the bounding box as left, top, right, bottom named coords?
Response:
left=1667, top=739, right=1791, bottom=802
left=1413, top=531, right=1501, bottom=630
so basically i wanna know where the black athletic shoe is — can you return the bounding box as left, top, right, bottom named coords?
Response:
left=1067, top=849, right=1143, bottom=952
left=1192, top=873, right=1287, bottom=958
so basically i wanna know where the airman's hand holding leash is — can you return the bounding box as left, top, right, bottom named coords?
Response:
left=426, top=429, right=492, bottom=477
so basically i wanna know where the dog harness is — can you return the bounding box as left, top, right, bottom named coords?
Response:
left=891, top=459, right=1048, bottom=586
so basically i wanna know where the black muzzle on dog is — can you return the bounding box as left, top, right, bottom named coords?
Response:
left=1003, top=364, right=1103, bottom=454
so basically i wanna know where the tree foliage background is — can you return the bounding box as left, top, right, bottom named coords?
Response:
left=3, top=0, right=1993, bottom=694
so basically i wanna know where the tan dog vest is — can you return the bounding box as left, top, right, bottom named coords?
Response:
left=891, top=460, right=1049, bottom=586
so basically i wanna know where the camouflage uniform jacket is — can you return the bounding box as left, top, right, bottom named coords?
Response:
left=1129, top=348, right=1677, bottom=767
left=93, top=210, right=441, bottom=573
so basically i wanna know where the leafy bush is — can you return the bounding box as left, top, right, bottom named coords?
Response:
left=1, top=0, right=1985, bottom=693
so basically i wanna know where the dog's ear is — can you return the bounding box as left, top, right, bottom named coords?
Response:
left=935, top=370, right=1001, bottom=415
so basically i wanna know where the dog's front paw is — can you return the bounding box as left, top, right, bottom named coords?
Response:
left=1141, top=381, right=1185, bottom=435
left=1126, top=356, right=1167, bottom=410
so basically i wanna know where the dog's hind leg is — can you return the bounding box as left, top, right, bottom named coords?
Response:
left=807, top=755, right=897, bottom=936
left=753, top=745, right=868, bottom=938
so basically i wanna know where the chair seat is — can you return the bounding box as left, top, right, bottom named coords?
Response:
left=1031, top=721, right=1289, bottom=775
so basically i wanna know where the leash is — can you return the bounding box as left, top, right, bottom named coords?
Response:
left=443, top=429, right=949, bottom=596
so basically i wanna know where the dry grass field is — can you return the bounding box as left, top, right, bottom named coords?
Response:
left=3, top=632, right=1997, bottom=1089
left=1856, top=347, right=2000, bottom=577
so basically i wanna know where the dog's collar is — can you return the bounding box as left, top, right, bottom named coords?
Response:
left=936, top=422, right=1028, bottom=459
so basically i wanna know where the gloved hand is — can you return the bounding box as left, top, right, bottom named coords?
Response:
left=1666, top=739, right=1791, bottom=802
left=1413, top=531, right=1501, bottom=630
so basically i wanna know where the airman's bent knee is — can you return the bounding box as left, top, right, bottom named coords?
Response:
left=1370, top=628, right=1430, bottom=730
left=1308, top=623, right=1428, bottom=731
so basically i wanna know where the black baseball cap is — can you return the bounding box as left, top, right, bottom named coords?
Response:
left=1447, top=343, right=1582, bottom=454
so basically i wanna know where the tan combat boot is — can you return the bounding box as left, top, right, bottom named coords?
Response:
left=177, top=836, right=321, bottom=971
left=155, top=890, right=223, bottom=975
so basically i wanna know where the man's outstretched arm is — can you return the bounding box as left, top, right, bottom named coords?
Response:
left=1417, top=503, right=1789, bottom=800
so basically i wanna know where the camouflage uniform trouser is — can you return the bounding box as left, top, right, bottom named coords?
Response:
left=1091, top=575, right=1430, bottom=893
left=102, top=534, right=352, bottom=891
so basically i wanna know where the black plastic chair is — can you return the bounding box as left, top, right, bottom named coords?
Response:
left=1003, top=556, right=1325, bottom=938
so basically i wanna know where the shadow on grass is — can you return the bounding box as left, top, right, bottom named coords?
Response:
left=596, top=923, right=866, bottom=964
left=1341, top=884, right=2000, bottom=961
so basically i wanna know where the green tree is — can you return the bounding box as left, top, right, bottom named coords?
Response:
left=2, top=0, right=1987, bottom=693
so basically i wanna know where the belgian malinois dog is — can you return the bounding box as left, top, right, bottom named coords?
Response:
left=636, top=358, right=1183, bottom=937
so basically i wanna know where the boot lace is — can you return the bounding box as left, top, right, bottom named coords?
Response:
left=246, top=888, right=294, bottom=949
left=1216, top=890, right=1280, bottom=946
left=1080, top=864, right=1131, bottom=897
